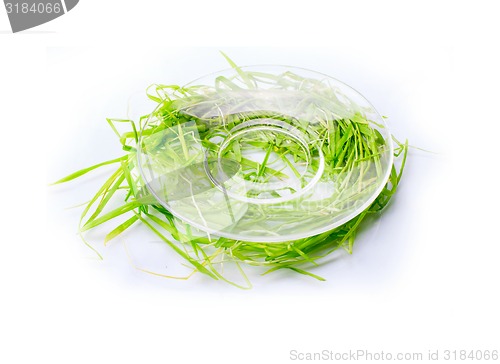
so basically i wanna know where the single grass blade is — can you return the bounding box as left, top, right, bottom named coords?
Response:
left=104, top=215, right=139, bottom=245
left=51, top=156, right=127, bottom=185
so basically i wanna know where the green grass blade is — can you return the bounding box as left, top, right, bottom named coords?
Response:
left=51, top=156, right=127, bottom=185
left=104, top=215, right=139, bottom=245
left=220, top=51, right=256, bottom=89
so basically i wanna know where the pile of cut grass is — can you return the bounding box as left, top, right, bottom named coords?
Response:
left=53, top=60, right=407, bottom=288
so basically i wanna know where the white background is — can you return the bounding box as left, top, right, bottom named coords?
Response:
left=1, top=1, right=499, bottom=363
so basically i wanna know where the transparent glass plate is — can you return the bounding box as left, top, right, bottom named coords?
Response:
left=137, top=65, right=393, bottom=242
